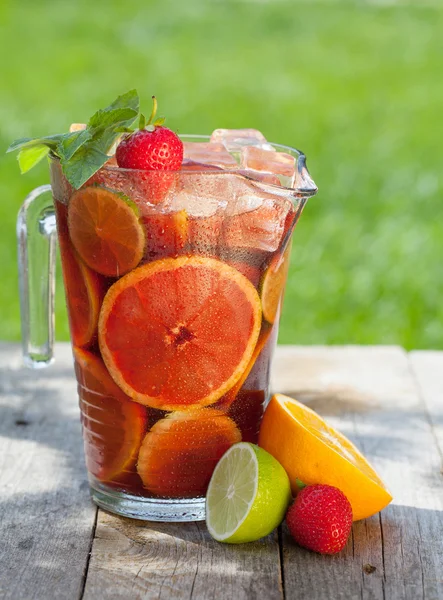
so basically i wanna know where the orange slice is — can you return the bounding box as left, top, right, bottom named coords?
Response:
left=74, top=347, right=147, bottom=482
left=56, top=201, right=104, bottom=348
left=68, top=186, right=145, bottom=277
left=259, top=394, right=393, bottom=520
left=99, top=256, right=262, bottom=410
left=261, top=242, right=292, bottom=324
left=137, top=410, right=241, bottom=497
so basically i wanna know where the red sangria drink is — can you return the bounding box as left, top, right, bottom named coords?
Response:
left=11, top=93, right=317, bottom=521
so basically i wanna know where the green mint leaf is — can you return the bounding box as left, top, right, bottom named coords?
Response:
left=18, top=145, right=50, bottom=173
left=107, top=89, right=139, bottom=113
left=60, top=143, right=109, bottom=189
left=8, top=89, right=141, bottom=188
left=91, top=127, right=123, bottom=155
left=57, top=129, right=92, bottom=161
left=88, top=107, right=138, bottom=131
left=139, top=113, right=146, bottom=130
left=7, top=134, right=63, bottom=153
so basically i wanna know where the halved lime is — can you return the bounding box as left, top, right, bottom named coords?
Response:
left=206, top=442, right=292, bottom=543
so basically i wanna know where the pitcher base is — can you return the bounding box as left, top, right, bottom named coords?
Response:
left=90, top=479, right=206, bottom=522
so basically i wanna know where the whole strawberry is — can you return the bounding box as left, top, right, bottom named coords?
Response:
left=286, top=484, right=353, bottom=555
left=116, top=97, right=183, bottom=171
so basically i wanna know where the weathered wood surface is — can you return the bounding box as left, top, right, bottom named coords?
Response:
left=409, top=351, right=443, bottom=459
left=0, top=342, right=96, bottom=600
left=0, top=344, right=442, bottom=600
left=83, top=515, right=282, bottom=600
left=273, top=346, right=443, bottom=600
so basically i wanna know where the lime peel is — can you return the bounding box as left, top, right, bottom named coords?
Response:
left=206, top=442, right=292, bottom=544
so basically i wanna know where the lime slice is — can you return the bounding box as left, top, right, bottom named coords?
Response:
left=206, top=442, right=292, bottom=543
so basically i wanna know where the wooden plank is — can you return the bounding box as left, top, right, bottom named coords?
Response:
left=409, top=350, right=443, bottom=460
left=271, top=346, right=443, bottom=600
left=82, top=514, right=282, bottom=600
left=0, top=342, right=97, bottom=600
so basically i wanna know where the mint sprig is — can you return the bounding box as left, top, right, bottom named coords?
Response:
left=7, top=89, right=140, bottom=189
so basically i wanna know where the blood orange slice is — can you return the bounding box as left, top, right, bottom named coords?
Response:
left=137, top=410, right=241, bottom=497
left=74, top=347, right=147, bottom=482
left=261, top=243, right=292, bottom=324
left=56, top=201, right=104, bottom=348
left=99, top=256, right=262, bottom=410
left=68, top=186, right=145, bottom=277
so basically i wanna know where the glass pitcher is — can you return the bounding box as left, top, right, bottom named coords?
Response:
left=17, top=136, right=317, bottom=521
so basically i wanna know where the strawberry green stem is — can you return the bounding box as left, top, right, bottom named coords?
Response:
left=147, top=96, right=158, bottom=126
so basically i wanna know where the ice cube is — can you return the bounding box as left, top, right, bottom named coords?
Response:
left=164, top=172, right=243, bottom=217
left=181, top=159, right=223, bottom=172
left=183, top=142, right=238, bottom=169
left=222, top=191, right=293, bottom=253
left=240, top=146, right=296, bottom=188
left=210, top=128, right=274, bottom=152
left=237, top=169, right=281, bottom=186
left=164, top=170, right=293, bottom=254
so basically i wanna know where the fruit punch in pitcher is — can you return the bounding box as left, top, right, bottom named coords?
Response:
left=10, top=91, right=317, bottom=521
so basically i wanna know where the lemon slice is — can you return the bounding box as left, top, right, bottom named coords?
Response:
left=206, top=442, right=291, bottom=543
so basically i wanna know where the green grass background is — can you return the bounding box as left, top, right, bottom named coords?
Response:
left=1, top=0, right=442, bottom=349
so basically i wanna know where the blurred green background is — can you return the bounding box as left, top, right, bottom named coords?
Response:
left=1, top=0, right=442, bottom=349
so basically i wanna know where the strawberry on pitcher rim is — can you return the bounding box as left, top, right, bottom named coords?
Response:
left=116, top=97, right=183, bottom=171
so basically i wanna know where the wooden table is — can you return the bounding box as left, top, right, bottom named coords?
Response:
left=1, top=343, right=442, bottom=600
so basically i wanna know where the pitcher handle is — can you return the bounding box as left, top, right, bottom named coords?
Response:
left=17, top=184, right=57, bottom=368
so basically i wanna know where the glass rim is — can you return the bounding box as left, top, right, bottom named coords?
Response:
left=50, top=134, right=318, bottom=197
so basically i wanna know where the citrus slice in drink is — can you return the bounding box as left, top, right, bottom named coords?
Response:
left=74, top=347, right=147, bottom=482
left=68, top=186, right=145, bottom=277
left=56, top=202, right=104, bottom=348
left=99, top=256, right=262, bottom=410
left=206, top=442, right=291, bottom=543
left=261, top=243, right=292, bottom=324
left=137, top=410, right=241, bottom=497
left=258, top=394, right=393, bottom=521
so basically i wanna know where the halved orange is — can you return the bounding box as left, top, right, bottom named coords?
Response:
left=261, top=242, right=292, bottom=324
left=74, top=347, right=147, bottom=482
left=56, top=201, right=104, bottom=348
left=99, top=256, right=262, bottom=410
left=259, top=394, right=393, bottom=520
left=137, top=409, right=241, bottom=497
left=68, top=186, right=145, bottom=277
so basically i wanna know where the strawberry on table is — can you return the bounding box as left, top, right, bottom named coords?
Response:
left=286, top=484, right=353, bottom=555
